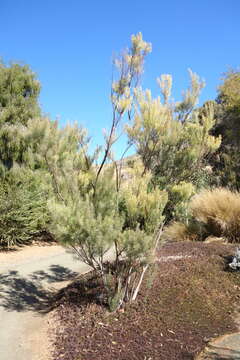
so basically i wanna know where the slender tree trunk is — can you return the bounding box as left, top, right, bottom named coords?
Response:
left=132, top=264, right=148, bottom=301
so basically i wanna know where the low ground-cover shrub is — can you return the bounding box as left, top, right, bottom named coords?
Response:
left=164, top=188, right=240, bottom=243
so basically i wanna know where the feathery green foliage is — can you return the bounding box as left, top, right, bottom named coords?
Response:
left=210, top=70, right=240, bottom=189
left=48, top=34, right=167, bottom=310
left=49, top=160, right=167, bottom=310
left=0, top=61, right=41, bottom=170
left=0, top=62, right=50, bottom=248
left=120, top=161, right=167, bottom=232
left=0, top=62, right=40, bottom=125
left=126, top=72, right=221, bottom=221
left=23, top=116, right=91, bottom=199
left=0, top=170, right=49, bottom=248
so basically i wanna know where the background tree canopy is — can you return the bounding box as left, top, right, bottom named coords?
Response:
left=0, top=61, right=41, bottom=170
left=209, top=70, right=240, bottom=189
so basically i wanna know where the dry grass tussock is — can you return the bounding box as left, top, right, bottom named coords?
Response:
left=163, top=221, right=198, bottom=243
left=191, top=188, right=240, bottom=241
left=164, top=188, right=240, bottom=243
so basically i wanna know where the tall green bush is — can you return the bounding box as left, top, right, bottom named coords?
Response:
left=126, top=73, right=221, bottom=221
left=49, top=162, right=167, bottom=311
left=0, top=61, right=41, bottom=170
left=48, top=34, right=167, bottom=311
left=0, top=171, right=49, bottom=248
left=209, top=70, right=240, bottom=190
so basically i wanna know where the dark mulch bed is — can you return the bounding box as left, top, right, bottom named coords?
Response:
left=50, top=242, right=240, bottom=360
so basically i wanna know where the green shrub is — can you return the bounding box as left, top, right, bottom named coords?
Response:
left=0, top=173, right=49, bottom=248
left=166, top=181, right=195, bottom=222
left=126, top=72, right=221, bottom=222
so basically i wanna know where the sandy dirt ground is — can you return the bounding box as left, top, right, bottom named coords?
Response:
left=0, top=244, right=91, bottom=360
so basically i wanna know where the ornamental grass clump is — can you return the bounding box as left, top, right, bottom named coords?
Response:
left=162, top=221, right=198, bottom=243
left=164, top=188, right=240, bottom=243
left=190, top=188, right=240, bottom=242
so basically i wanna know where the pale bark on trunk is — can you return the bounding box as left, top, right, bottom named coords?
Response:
left=132, top=264, right=148, bottom=301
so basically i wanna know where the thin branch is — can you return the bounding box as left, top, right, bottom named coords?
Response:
left=44, top=154, right=66, bottom=204
left=132, top=264, right=148, bottom=301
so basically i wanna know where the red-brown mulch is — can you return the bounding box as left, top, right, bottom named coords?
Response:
left=50, top=242, right=240, bottom=360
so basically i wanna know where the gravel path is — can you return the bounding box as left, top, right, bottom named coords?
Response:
left=0, top=245, right=91, bottom=360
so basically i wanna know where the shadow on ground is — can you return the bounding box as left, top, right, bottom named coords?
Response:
left=0, top=265, right=79, bottom=313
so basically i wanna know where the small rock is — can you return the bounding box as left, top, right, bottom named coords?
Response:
left=204, top=236, right=227, bottom=244
left=195, top=332, right=240, bottom=359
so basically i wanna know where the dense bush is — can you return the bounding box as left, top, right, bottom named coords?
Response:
left=209, top=70, right=240, bottom=189
left=0, top=61, right=41, bottom=170
left=126, top=72, right=221, bottom=222
left=0, top=172, right=49, bottom=248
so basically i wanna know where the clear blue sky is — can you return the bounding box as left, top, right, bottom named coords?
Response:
left=0, top=0, right=239, bottom=157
